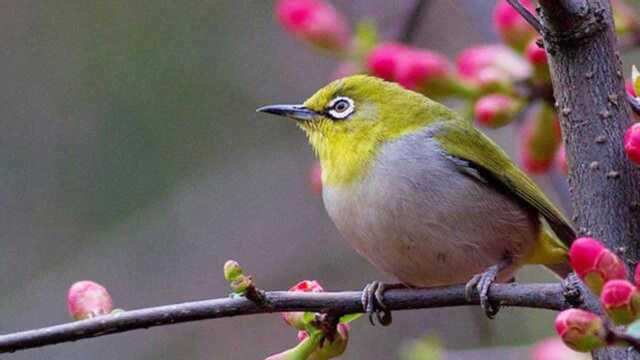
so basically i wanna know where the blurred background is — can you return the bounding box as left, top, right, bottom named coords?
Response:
left=1, top=1, right=637, bottom=359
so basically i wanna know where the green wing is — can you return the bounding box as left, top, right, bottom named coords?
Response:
left=432, top=121, right=576, bottom=247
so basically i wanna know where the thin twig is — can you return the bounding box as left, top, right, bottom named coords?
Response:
left=400, top=0, right=429, bottom=44
left=505, top=0, right=544, bottom=35
left=0, top=283, right=568, bottom=354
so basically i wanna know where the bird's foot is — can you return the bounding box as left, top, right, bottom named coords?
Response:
left=465, top=258, right=512, bottom=319
left=561, top=272, right=583, bottom=307
left=361, top=281, right=404, bottom=326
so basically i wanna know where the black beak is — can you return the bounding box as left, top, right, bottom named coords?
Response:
left=256, top=104, right=317, bottom=121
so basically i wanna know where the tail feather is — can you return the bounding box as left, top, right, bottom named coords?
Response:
left=524, top=225, right=572, bottom=278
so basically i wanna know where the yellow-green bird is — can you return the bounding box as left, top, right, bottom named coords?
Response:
left=258, top=75, right=574, bottom=322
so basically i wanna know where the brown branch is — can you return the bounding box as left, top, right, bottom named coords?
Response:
left=505, top=0, right=543, bottom=34
left=0, top=283, right=569, bottom=354
left=536, top=0, right=640, bottom=359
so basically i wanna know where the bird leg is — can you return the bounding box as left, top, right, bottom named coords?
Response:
left=361, top=281, right=405, bottom=326
left=561, top=272, right=583, bottom=307
left=464, top=257, right=512, bottom=318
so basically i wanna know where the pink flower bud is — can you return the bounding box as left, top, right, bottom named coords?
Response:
left=297, top=330, right=309, bottom=342
left=525, top=38, right=547, bottom=66
left=531, top=337, right=588, bottom=360
left=276, top=0, right=350, bottom=51
left=281, top=280, right=325, bottom=329
left=309, top=161, right=323, bottom=196
left=67, top=280, right=113, bottom=320
left=554, top=145, right=568, bottom=175
left=456, top=45, right=531, bottom=86
left=601, top=279, right=640, bottom=325
left=366, top=43, right=453, bottom=93
left=394, top=49, right=451, bottom=92
left=626, top=80, right=637, bottom=98
left=519, top=104, right=562, bottom=174
left=290, top=280, right=324, bottom=293
left=635, top=263, right=640, bottom=288
left=309, top=323, right=349, bottom=359
left=525, top=38, right=550, bottom=84
left=474, top=94, right=520, bottom=128
left=555, top=309, right=606, bottom=352
left=569, top=237, right=627, bottom=295
left=281, top=311, right=307, bottom=330
left=624, top=123, right=640, bottom=165
left=493, top=0, right=537, bottom=51
left=366, top=43, right=406, bottom=81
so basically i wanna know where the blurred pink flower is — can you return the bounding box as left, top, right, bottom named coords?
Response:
left=531, top=337, right=589, bottom=360
left=493, top=0, right=537, bottom=50
left=457, top=44, right=531, bottom=86
left=624, top=122, right=640, bottom=166
left=474, top=94, right=520, bottom=128
left=276, top=0, right=350, bottom=51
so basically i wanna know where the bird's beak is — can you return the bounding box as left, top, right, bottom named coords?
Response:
left=256, top=104, right=318, bottom=122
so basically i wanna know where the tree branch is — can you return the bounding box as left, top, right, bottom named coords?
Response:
left=536, top=0, right=640, bottom=359
left=0, top=283, right=568, bottom=354
left=400, top=0, right=429, bottom=44
left=505, top=0, right=543, bottom=34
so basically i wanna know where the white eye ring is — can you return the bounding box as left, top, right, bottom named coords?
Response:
left=327, top=96, right=355, bottom=119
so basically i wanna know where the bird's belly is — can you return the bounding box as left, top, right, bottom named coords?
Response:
left=322, top=139, right=539, bottom=287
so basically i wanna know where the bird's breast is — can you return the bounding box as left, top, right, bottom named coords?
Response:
left=322, top=131, right=539, bottom=287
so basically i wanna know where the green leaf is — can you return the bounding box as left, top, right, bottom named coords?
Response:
left=302, top=311, right=315, bottom=324
left=339, top=313, right=363, bottom=324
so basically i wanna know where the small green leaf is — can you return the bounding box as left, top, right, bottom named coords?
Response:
left=302, top=311, right=315, bottom=324
left=339, top=313, right=363, bottom=324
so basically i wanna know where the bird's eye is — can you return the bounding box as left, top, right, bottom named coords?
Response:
left=327, top=96, right=355, bottom=120
left=334, top=100, right=349, bottom=112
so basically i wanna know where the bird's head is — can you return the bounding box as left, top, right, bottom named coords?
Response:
left=258, top=75, right=455, bottom=187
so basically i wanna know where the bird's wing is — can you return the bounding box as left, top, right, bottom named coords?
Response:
left=431, top=121, right=576, bottom=247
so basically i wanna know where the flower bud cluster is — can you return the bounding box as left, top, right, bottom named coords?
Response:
left=555, top=237, right=640, bottom=352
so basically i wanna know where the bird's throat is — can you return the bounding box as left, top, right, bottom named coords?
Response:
left=306, top=129, right=379, bottom=188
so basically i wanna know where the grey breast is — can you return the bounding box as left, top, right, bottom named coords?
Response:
left=322, top=128, right=539, bottom=287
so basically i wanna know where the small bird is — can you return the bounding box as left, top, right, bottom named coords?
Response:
left=258, top=75, right=574, bottom=323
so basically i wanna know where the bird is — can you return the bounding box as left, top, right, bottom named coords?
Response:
left=257, top=75, right=575, bottom=323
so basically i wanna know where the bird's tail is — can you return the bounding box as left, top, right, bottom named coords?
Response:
left=524, top=226, right=573, bottom=278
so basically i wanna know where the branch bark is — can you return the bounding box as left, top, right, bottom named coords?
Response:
left=536, top=0, right=640, bottom=359
left=0, top=283, right=568, bottom=354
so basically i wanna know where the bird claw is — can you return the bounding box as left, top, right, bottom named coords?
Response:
left=465, top=264, right=503, bottom=319
left=561, top=273, right=583, bottom=307
left=361, top=281, right=393, bottom=326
